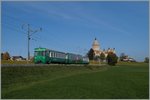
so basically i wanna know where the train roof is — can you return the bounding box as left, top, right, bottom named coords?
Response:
left=66, top=53, right=82, bottom=56
left=34, top=48, right=48, bottom=51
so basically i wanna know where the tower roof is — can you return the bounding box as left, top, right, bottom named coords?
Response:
left=92, top=38, right=100, bottom=51
left=92, top=38, right=99, bottom=46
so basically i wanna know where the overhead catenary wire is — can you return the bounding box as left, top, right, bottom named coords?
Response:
left=3, top=15, right=66, bottom=47
left=3, top=14, right=88, bottom=56
left=2, top=22, right=26, bottom=35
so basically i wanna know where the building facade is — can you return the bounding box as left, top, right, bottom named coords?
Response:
left=92, top=38, right=116, bottom=57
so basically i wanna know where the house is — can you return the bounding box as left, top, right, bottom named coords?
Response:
left=11, top=56, right=26, bottom=61
left=122, top=57, right=136, bottom=62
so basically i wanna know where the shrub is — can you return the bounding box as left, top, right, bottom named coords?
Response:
left=107, top=52, right=118, bottom=66
left=100, top=52, right=105, bottom=62
left=87, top=48, right=95, bottom=60
left=144, top=57, right=149, bottom=63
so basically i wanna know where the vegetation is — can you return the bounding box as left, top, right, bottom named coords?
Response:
left=100, top=52, right=105, bottom=62
left=1, top=52, right=10, bottom=60
left=87, top=48, right=94, bottom=60
left=1, top=62, right=149, bottom=99
left=1, top=60, right=33, bottom=64
left=89, top=60, right=101, bottom=64
left=119, top=53, right=127, bottom=61
left=107, top=52, right=118, bottom=66
left=94, top=56, right=100, bottom=62
left=119, top=53, right=136, bottom=62
left=144, top=57, right=149, bottom=63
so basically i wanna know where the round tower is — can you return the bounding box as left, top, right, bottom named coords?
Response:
left=92, top=38, right=100, bottom=51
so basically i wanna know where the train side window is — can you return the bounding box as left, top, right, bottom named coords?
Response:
left=66, top=55, right=68, bottom=59
left=63, top=54, right=65, bottom=58
left=46, top=51, right=49, bottom=56
left=60, top=53, right=61, bottom=58
left=57, top=53, right=59, bottom=58
left=49, top=52, right=51, bottom=57
left=42, top=52, right=45, bottom=56
left=54, top=52, right=56, bottom=57
left=59, top=53, right=60, bottom=58
left=61, top=54, right=63, bottom=58
left=51, top=52, right=53, bottom=57
left=34, top=51, right=38, bottom=56
left=52, top=52, right=54, bottom=57
left=53, top=52, right=54, bottom=57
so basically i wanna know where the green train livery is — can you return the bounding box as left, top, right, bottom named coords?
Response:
left=34, top=47, right=89, bottom=64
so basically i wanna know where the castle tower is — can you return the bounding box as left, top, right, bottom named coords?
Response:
left=92, top=38, right=100, bottom=51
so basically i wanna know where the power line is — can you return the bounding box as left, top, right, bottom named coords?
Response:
left=3, top=14, right=87, bottom=55
left=3, top=14, right=27, bottom=25
left=3, top=14, right=67, bottom=47
left=2, top=23, right=27, bottom=35
left=22, top=24, right=42, bottom=61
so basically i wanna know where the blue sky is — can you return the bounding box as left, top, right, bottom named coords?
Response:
left=1, top=1, right=149, bottom=61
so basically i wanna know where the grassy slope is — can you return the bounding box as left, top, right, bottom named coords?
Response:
left=1, top=63, right=149, bottom=99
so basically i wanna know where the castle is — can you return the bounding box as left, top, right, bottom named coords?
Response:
left=92, top=38, right=116, bottom=57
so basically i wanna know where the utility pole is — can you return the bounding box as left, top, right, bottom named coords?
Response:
left=22, top=24, right=42, bottom=62
left=27, top=24, right=30, bottom=61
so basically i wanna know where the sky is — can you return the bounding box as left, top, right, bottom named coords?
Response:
left=1, top=1, right=149, bottom=61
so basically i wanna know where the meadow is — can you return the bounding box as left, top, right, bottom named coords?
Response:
left=1, top=62, right=149, bottom=99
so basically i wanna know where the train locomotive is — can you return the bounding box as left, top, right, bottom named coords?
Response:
left=34, top=47, right=89, bottom=64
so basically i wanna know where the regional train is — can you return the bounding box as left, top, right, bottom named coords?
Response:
left=34, top=47, right=89, bottom=64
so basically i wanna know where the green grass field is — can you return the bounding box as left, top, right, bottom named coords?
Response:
left=1, top=62, right=149, bottom=99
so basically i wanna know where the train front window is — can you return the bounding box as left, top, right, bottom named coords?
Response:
left=34, top=51, right=46, bottom=56
left=34, top=52, right=38, bottom=56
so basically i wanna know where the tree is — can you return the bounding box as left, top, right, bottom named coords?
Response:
left=1, top=53, right=3, bottom=60
left=107, top=52, right=118, bottom=66
left=87, top=48, right=94, bottom=60
left=120, top=53, right=126, bottom=61
left=100, top=52, right=105, bottom=62
left=144, top=57, right=149, bottom=63
left=2, top=52, right=10, bottom=60
left=94, top=56, right=100, bottom=62
left=120, top=53, right=127, bottom=61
